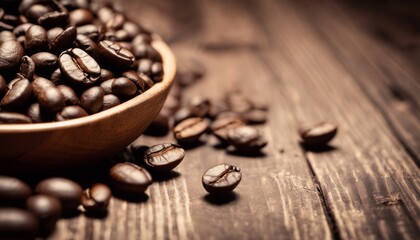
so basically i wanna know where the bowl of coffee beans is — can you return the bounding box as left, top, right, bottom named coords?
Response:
left=0, top=0, right=176, bottom=170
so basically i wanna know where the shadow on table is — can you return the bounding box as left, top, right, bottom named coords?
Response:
left=203, top=192, right=239, bottom=205
left=299, top=142, right=338, bottom=153
left=112, top=190, right=150, bottom=203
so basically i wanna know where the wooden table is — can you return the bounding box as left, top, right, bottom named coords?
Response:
left=51, top=0, right=420, bottom=239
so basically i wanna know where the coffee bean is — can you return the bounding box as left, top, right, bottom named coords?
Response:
left=226, top=92, right=253, bottom=114
left=24, top=1, right=69, bottom=28
left=59, top=48, right=101, bottom=86
left=132, top=33, right=152, bottom=46
left=81, top=183, right=111, bottom=213
left=31, top=52, right=58, bottom=70
left=0, top=208, right=39, bottom=239
left=48, top=26, right=76, bottom=53
left=227, top=126, right=267, bottom=152
left=299, top=121, right=338, bottom=146
left=211, top=116, right=245, bottom=143
left=144, top=143, right=185, bottom=172
left=28, top=102, right=53, bottom=123
left=35, top=178, right=83, bottom=213
left=0, top=38, right=24, bottom=70
left=173, top=107, right=197, bottom=126
left=26, top=195, right=61, bottom=234
left=0, top=75, right=6, bottom=99
left=32, top=77, right=55, bottom=95
left=13, top=23, right=33, bottom=37
left=0, top=176, right=32, bottom=206
left=173, top=117, right=209, bottom=143
left=56, top=105, right=88, bottom=121
left=100, top=79, right=114, bottom=94
left=188, top=96, right=211, bottom=118
left=37, top=87, right=65, bottom=112
left=69, top=9, right=94, bottom=26
left=80, top=86, right=104, bottom=114
left=151, top=62, right=163, bottom=82
left=139, top=73, right=154, bottom=90
left=241, top=109, right=267, bottom=124
left=123, top=21, right=140, bottom=40
left=100, top=68, right=114, bottom=82
left=0, top=112, right=32, bottom=124
left=202, top=164, right=241, bottom=194
left=97, top=7, right=114, bottom=24
left=98, top=40, right=135, bottom=68
left=0, top=30, right=16, bottom=42
left=137, top=58, right=152, bottom=75
left=19, top=55, right=35, bottom=80
left=57, top=85, right=79, bottom=106
left=102, top=94, right=120, bottom=111
left=106, top=13, right=125, bottom=30
left=49, top=68, right=62, bottom=85
left=76, top=24, right=100, bottom=41
left=109, top=162, right=153, bottom=194
left=25, top=25, right=47, bottom=53
left=111, top=77, right=137, bottom=97
left=122, top=70, right=145, bottom=92
left=0, top=78, right=33, bottom=110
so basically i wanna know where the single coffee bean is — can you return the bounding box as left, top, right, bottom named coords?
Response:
left=173, top=107, right=197, bottom=126
left=144, top=143, right=185, bottom=172
left=97, top=7, right=114, bottom=23
left=227, top=126, right=267, bottom=152
left=151, top=62, right=163, bottom=82
left=106, top=13, right=125, bottom=30
left=0, top=208, right=39, bottom=239
left=35, top=178, right=83, bottom=213
left=241, top=109, right=267, bottom=124
left=299, top=121, right=338, bottom=146
left=100, top=68, right=114, bottom=82
left=226, top=92, right=253, bottom=114
left=24, top=25, right=47, bottom=53
left=139, top=72, right=154, bottom=89
left=100, top=79, right=114, bottom=94
left=57, top=85, right=79, bottom=106
left=37, top=86, right=65, bottom=112
left=102, top=94, right=120, bottom=111
left=31, top=77, right=55, bottom=96
left=188, top=96, right=211, bottom=117
left=109, top=162, right=153, bottom=194
left=69, top=9, right=94, bottom=26
left=59, top=48, right=101, bottom=86
left=173, top=117, right=209, bottom=143
left=19, top=55, right=35, bottom=80
left=211, top=116, right=245, bottom=143
left=98, top=40, right=135, bottom=68
left=80, top=86, right=104, bottom=114
left=0, top=30, right=17, bottom=42
left=132, top=33, right=152, bottom=46
left=0, top=75, right=6, bottom=99
left=27, top=1, right=69, bottom=29
left=122, top=70, right=145, bottom=92
left=76, top=24, right=100, bottom=41
left=56, top=105, right=88, bottom=121
left=49, top=68, right=62, bottom=85
left=48, top=26, right=77, bottom=53
left=26, top=195, right=61, bottom=234
left=0, top=78, right=33, bottom=109
left=111, top=77, right=137, bottom=97
left=31, top=52, right=58, bottom=70
left=202, top=164, right=242, bottom=194
left=0, top=38, right=24, bottom=70
left=123, top=21, right=140, bottom=40
left=0, top=176, right=32, bottom=206
left=13, top=23, right=33, bottom=37
left=0, top=112, right=32, bottom=124
left=137, top=58, right=152, bottom=75
left=81, top=183, right=111, bottom=213
left=207, top=100, right=229, bottom=119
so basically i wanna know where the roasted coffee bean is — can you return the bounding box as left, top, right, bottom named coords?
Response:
left=60, top=0, right=89, bottom=10
left=151, top=62, right=163, bottom=82
left=80, top=86, right=104, bottom=114
left=226, top=92, right=253, bottom=114
left=97, top=7, right=114, bottom=23
left=13, top=23, right=33, bottom=37
left=0, top=30, right=16, bottom=42
left=100, top=79, right=114, bottom=94
left=0, top=75, right=6, bottom=99
left=22, top=0, right=69, bottom=28
left=35, top=178, right=83, bottom=213
left=111, top=77, right=137, bottom=97
left=202, top=164, right=242, bottom=194
left=37, top=87, right=65, bottom=112
left=227, top=126, right=267, bottom=152
left=32, top=77, right=55, bottom=95
left=49, top=68, right=62, bottom=85
left=137, top=58, right=152, bottom=75
left=100, top=68, right=114, bottom=82
left=102, top=94, right=120, bottom=110
left=81, top=183, right=111, bottom=213
left=28, top=102, right=54, bottom=123
left=26, top=195, right=61, bottom=234
left=25, top=25, right=47, bottom=53
left=56, top=105, right=88, bottom=121
left=188, top=96, right=211, bottom=117
left=19, top=55, right=35, bottom=80
left=59, top=48, right=101, bottom=86
left=122, top=70, right=145, bottom=92
left=69, top=9, right=94, bottom=26
left=31, top=52, right=58, bottom=70
left=48, top=26, right=76, bottom=53
left=123, top=21, right=140, bottom=40
left=75, top=34, right=99, bottom=58
left=98, top=40, right=135, bottom=68
left=0, top=176, right=32, bottom=206
left=241, top=109, right=267, bottom=124
left=207, top=100, right=229, bottom=119
left=0, top=38, right=24, bottom=70
left=57, top=85, right=79, bottom=105
left=24, top=4, right=52, bottom=22
left=0, top=78, right=33, bottom=109
left=139, top=72, right=154, bottom=90
left=299, top=121, right=338, bottom=146
left=173, top=117, right=209, bottom=143
left=211, top=116, right=245, bottom=142
left=132, top=33, right=152, bottom=46
left=109, top=162, right=153, bottom=194
left=106, top=13, right=125, bottom=30
left=76, top=24, right=100, bottom=41
left=173, top=107, right=197, bottom=126
left=0, top=208, right=39, bottom=239
left=144, top=143, right=185, bottom=172
left=0, top=112, right=32, bottom=123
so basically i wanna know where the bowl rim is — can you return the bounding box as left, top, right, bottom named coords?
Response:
left=0, top=36, right=176, bottom=133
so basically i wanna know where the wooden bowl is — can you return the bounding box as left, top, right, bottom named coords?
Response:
left=0, top=37, right=176, bottom=171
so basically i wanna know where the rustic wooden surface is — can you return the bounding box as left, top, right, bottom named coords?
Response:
left=50, top=0, right=420, bottom=239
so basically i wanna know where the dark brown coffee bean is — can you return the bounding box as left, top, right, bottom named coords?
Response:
left=0, top=176, right=32, bottom=206
left=299, top=121, right=338, bottom=146
left=98, top=40, right=135, bottom=69
left=123, top=21, right=140, bottom=40
left=35, top=178, right=83, bottom=213
left=109, top=162, right=153, bottom=194
left=202, top=164, right=241, bottom=194
left=28, top=102, right=54, bottom=123
left=173, top=107, right=197, bottom=126
left=25, top=25, right=47, bottom=53
left=241, top=109, right=267, bottom=124
left=49, top=68, right=62, bottom=85
left=0, top=39, right=24, bottom=70
left=100, top=79, right=114, bottom=94
left=227, top=126, right=267, bottom=152
left=37, top=86, right=65, bottom=112
left=59, top=48, right=101, bottom=86
left=132, top=33, right=152, bottom=46
left=31, top=77, right=55, bottom=96
left=26, top=195, right=61, bottom=234
left=69, top=9, right=94, bottom=26
left=97, top=7, right=114, bottom=23
left=0, top=78, right=33, bottom=109
left=81, top=183, right=111, bottom=213
left=226, top=92, right=253, bottom=114
left=24, top=1, right=69, bottom=29
left=76, top=24, right=100, bottom=41
left=102, top=94, right=120, bottom=111
left=57, top=85, right=79, bottom=106
left=0, top=208, right=39, bottom=239
left=137, top=58, right=152, bottom=75
left=0, top=30, right=16, bottom=42
left=0, top=75, right=6, bottom=99
left=188, top=96, right=211, bottom=117
left=106, top=13, right=125, bottom=30
left=31, top=52, right=58, bottom=70
left=111, top=77, right=137, bottom=97
left=80, top=86, right=104, bottom=114
left=144, top=143, right=185, bottom=172
left=211, top=116, right=245, bottom=142
left=100, top=68, right=114, bottom=82
left=56, top=105, right=88, bottom=121
left=139, top=72, right=154, bottom=90
left=75, top=33, right=99, bottom=58
left=173, top=117, right=209, bottom=143
left=48, top=26, right=76, bottom=53
left=151, top=62, right=163, bottom=82
left=207, top=100, right=229, bottom=119
left=19, top=55, right=35, bottom=80
left=13, top=23, right=33, bottom=37
left=122, top=70, right=145, bottom=92
left=0, top=112, right=32, bottom=124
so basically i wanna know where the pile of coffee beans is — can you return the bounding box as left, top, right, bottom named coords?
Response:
left=0, top=0, right=163, bottom=124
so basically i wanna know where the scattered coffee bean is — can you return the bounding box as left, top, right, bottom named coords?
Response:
left=202, top=164, right=241, bottom=194
left=109, top=163, right=152, bottom=194
left=173, top=117, right=209, bottom=143
left=26, top=195, right=61, bottom=234
left=299, top=121, right=338, bottom=146
left=0, top=208, right=39, bottom=239
left=211, top=116, right=245, bottom=143
left=227, top=126, right=267, bottom=152
left=56, top=105, right=88, bottom=121
left=81, top=183, right=111, bottom=213
left=0, top=176, right=32, bottom=206
left=241, top=109, right=267, bottom=124
left=144, top=143, right=185, bottom=172
left=188, top=96, right=211, bottom=118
